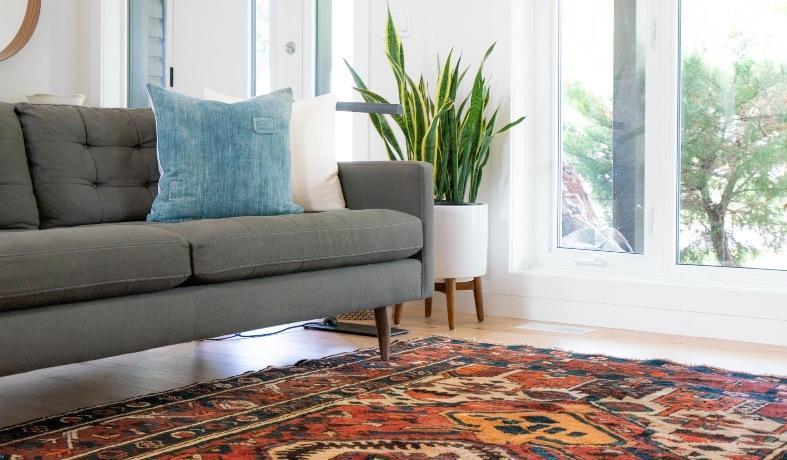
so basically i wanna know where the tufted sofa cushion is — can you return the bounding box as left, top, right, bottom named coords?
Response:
left=0, top=103, right=39, bottom=229
left=14, top=104, right=159, bottom=228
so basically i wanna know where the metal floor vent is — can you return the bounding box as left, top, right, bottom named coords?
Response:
left=517, top=323, right=595, bottom=335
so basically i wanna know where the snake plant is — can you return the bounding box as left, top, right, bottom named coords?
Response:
left=345, top=9, right=525, bottom=203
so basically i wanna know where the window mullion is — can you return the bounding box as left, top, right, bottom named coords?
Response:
left=612, top=0, right=647, bottom=254
left=642, top=0, right=680, bottom=275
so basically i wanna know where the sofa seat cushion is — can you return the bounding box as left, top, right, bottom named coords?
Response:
left=0, top=225, right=191, bottom=311
left=155, top=209, right=423, bottom=284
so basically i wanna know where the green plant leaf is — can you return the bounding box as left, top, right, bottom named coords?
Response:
left=344, top=60, right=404, bottom=160
left=483, top=42, right=496, bottom=62
left=407, top=75, right=429, bottom=160
left=455, top=61, right=488, bottom=201
left=422, top=102, right=452, bottom=168
left=384, top=54, right=417, bottom=157
left=436, top=49, right=454, bottom=108
left=353, top=88, right=405, bottom=161
left=496, top=116, right=527, bottom=134
left=385, top=6, right=404, bottom=71
left=346, top=59, right=408, bottom=131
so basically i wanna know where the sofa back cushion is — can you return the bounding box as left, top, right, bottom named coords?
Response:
left=15, top=104, right=159, bottom=228
left=0, top=103, right=39, bottom=229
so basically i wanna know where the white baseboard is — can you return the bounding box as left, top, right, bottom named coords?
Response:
left=423, top=291, right=787, bottom=347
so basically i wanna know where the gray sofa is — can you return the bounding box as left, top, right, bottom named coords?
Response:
left=0, top=102, right=433, bottom=377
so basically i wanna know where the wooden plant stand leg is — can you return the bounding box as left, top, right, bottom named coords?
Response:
left=373, top=306, right=391, bottom=361
left=434, top=277, right=485, bottom=329
left=424, top=297, right=433, bottom=318
left=393, top=303, right=404, bottom=325
left=445, top=278, right=456, bottom=330
left=473, top=276, right=485, bottom=322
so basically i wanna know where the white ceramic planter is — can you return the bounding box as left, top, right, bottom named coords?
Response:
left=433, top=203, right=488, bottom=280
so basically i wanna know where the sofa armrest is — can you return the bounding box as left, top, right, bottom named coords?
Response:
left=338, top=161, right=433, bottom=299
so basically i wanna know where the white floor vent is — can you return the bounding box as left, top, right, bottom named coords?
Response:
left=517, top=323, right=595, bottom=335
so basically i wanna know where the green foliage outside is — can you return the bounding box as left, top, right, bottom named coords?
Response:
left=562, top=84, right=615, bottom=225
left=563, top=55, right=787, bottom=267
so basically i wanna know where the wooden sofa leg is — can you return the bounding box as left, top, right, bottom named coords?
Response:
left=393, top=303, right=403, bottom=325
left=425, top=297, right=432, bottom=317
left=374, top=306, right=391, bottom=361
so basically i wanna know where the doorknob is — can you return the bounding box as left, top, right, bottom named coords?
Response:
left=285, top=41, right=296, bottom=55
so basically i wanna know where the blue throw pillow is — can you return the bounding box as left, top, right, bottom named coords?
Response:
left=146, top=84, right=303, bottom=222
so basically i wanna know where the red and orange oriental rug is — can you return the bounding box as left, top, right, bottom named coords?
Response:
left=0, top=336, right=785, bottom=459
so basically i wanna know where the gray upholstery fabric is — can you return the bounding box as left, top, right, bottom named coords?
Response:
left=0, top=103, right=39, bottom=229
left=0, top=161, right=433, bottom=376
left=338, top=162, right=434, bottom=298
left=190, top=259, right=421, bottom=338
left=153, top=209, right=423, bottom=283
left=14, top=104, right=158, bottom=228
left=0, top=224, right=191, bottom=311
left=0, top=290, right=195, bottom=376
left=0, top=260, right=420, bottom=376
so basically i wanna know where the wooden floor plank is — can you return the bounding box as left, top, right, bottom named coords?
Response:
left=1, top=304, right=785, bottom=428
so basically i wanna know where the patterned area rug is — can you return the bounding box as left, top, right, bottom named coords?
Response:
left=0, top=336, right=785, bottom=459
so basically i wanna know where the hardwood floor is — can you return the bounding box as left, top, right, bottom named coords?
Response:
left=1, top=302, right=785, bottom=428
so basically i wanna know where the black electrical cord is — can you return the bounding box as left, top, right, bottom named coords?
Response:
left=203, top=321, right=325, bottom=341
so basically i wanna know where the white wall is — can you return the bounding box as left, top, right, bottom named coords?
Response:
left=0, top=0, right=98, bottom=104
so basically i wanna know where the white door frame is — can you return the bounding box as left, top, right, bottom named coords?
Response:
left=163, top=0, right=309, bottom=99
left=269, top=0, right=310, bottom=99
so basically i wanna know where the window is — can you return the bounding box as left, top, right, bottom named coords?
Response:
left=552, top=0, right=786, bottom=274
left=501, top=0, right=785, bottom=344
left=253, top=0, right=272, bottom=96
left=679, top=0, right=787, bottom=270
left=315, top=0, right=356, bottom=161
left=251, top=1, right=357, bottom=159
left=127, top=0, right=166, bottom=108
left=559, top=0, right=646, bottom=254
left=315, top=0, right=333, bottom=97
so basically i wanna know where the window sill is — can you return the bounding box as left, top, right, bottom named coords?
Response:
left=492, top=266, right=787, bottom=322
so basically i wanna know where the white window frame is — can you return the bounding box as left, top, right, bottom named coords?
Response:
left=491, top=0, right=787, bottom=341
left=97, top=0, right=128, bottom=108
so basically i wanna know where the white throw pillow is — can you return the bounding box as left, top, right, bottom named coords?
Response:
left=203, top=89, right=346, bottom=211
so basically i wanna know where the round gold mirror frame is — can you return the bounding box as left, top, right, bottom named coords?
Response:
left=0, top=0, right=41, bottom=62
